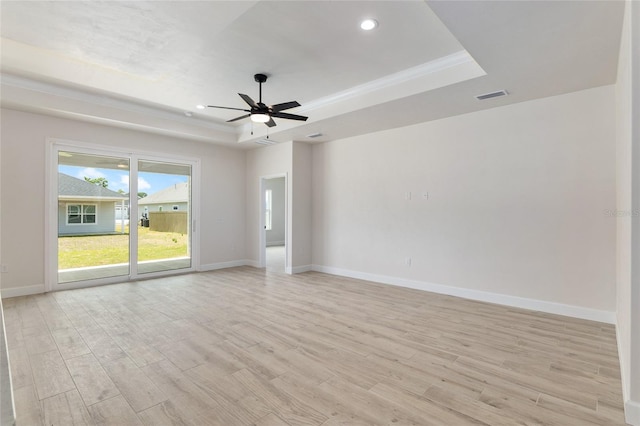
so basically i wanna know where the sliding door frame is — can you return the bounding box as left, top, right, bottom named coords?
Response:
left=45, top=138, right=200, bottom=292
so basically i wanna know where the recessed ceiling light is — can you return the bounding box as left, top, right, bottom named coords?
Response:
left=360, top=18, right=378, bottom=31
left=196, top=104, right=206, bottom=110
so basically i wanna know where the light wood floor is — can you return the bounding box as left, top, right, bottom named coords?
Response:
left=266, top=246, right=285, bottom=273
left=4, top=267, right=627, bottom=425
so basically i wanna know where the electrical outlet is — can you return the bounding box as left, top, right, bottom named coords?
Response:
left=422, top=192, right=429, bottom=200
left=405, top=257, right=412, bottom=266
left=0, top=265, right=8, bottom=273
left=405, top=191, right=412, bottom=201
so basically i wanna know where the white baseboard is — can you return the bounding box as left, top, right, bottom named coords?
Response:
left=617, top=324, right=630, bottom=401
left=199, top=260, right=250, bottom=271
left=286, top=264, right=312, bottom=275
left=625, top=399, right=640, bottom=426
left=0, top=266, right=616, bottom=323
left=1, top=284, right=45, bottom=299
left=244, top=259, right=260, bottom=268
left=311, top=265, right=616, bottom=324
left=616, top=319, right=640, bottom=426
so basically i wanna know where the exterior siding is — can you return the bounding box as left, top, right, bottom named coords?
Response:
left=58, top=201, right=118, bottom=235
left=140, top=202, right=188, bottom=215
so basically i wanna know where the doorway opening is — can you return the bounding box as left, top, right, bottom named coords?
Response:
left=261, top=175, right=287, bottom=273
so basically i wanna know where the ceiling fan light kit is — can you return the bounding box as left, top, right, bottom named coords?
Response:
left=251, top=113, right=270, bottom=123
left=205, top=73, right=308, bottom=128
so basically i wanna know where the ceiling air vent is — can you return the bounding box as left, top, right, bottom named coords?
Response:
left=306, top=132, right=323, bottom=138
left=255, top=138, right=276, bottom=146
left=475, top=90, right=509, bottom=101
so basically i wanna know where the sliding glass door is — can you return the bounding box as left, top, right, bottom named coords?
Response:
left=52, top=143, right=197, bottom=289
left=57, top=151, right=130, bottom=283
left=137, top=160, right=192, bottom=274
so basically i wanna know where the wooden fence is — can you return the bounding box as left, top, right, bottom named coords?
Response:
left=149, top=211, right=188, bottom=234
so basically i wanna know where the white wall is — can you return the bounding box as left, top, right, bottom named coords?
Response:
left=616, top=1, right=640, bottom=424
left=0, top=108, right=246, bottom=295
left=312, top=85, right=617, bottom=321
left=616, top=0, right=633, bottom=410
left=265, top=177, right=286, bottom=246
left=245, top=142, right=292, bottom=267
left=631, top=0, right=640, bottom=417
left=291, top=142, right=312, bottom=271
left=245, top=141, right=312, bottom=272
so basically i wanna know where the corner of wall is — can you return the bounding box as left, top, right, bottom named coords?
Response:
left=625, top=400, right=640, bottom=426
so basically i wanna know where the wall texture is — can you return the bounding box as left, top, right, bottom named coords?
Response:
left=244, top=141, right=312, bottom=272
left=0, top=108, right=246, bottom=294
left=312, top=85, right=617, bottom=320
left=291, top=142, right=312, bottom=271
left=616, top=0, right=633, bottom=409
left=245, top=141, right=291, bottom=267
left=616, top=1, right=640, bottom=423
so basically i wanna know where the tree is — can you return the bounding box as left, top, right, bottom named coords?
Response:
left=84, top=177, right=109, bottom=187
left=138, top=192, right=148, bottom=199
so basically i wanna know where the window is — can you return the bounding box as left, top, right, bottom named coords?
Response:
left=265, top=189, right=272, bottom=231
left=67, top=204, right=96, bottom=225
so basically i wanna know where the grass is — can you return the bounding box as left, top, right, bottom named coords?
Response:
left=58, top=226, right=188, bottom=269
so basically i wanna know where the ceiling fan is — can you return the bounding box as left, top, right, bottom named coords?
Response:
left=205, top=74, right=308, bottom=127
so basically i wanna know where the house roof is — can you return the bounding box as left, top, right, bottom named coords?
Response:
left=138, top=182, right=189, bottom=206
left=58, top=173, right=127, bottom=200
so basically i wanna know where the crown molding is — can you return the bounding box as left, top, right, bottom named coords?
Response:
left=1, top=72, right=238, bottom=136
left=299, top=50, right=479, bottom=113
left=3, top=49, right=484, bottom=147
left=238, top=49, right=485, bottom=142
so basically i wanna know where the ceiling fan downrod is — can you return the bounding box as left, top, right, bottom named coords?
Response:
left=254, top=73, right=267, bottom=104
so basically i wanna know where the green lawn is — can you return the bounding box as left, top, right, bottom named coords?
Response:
left=58, top=226, right=188, bottom=269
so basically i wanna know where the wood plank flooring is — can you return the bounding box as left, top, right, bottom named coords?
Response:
left=3, top=267, right=628, bottom=425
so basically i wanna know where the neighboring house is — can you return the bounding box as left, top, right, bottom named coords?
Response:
left=115, top=197, right=129, bottom=221
left=58, top=173, right=128, bottom=235
left=138, top=182, right=189, bottom=216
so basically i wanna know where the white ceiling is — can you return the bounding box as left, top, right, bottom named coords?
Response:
left=0, top=1, right=625, bottom=149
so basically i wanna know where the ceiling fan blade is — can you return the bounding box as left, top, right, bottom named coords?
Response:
left=270, top=101, right=300, bottom=112
left=271, top=111, right=308, bottom=121
left=207, top=105, right=250, bottom=112
left=238, top=93, right=258, bottom=108
left=227, top=114, right=251, bottom=123
left=265, top=118, right=277, bottom=128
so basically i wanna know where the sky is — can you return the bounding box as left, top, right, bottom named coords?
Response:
left=58, top=165, right=188, bottom=195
